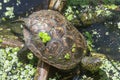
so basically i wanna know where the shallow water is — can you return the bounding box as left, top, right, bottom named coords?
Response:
left=81, top=23, right=120, bottom=61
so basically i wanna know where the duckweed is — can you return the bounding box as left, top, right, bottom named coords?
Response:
left=0, top=47, right=36, bottom=79
left=0, top=38, right=3, bottom=43
left=72, top=43, right=76, bottom=52
left=64, top=53, right=70, bottom=60
left=38, top=32, right=51, bottom=43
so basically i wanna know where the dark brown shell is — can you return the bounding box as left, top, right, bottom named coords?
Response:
left=23, top=10, right=87, bottom=70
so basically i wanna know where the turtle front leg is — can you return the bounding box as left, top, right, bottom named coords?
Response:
left=34, top=60, right=50, bottom=80
left=17, top=44, right=30, bottom=62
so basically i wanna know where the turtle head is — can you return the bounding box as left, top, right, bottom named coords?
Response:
left=81, top=56, right=102, bottom=72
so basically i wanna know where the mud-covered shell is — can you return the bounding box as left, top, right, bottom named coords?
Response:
left=23, top=10, right=87, bottom=70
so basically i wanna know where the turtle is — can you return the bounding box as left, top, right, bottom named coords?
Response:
left=22, top=11, right=102, bottom=79
left=19, top=0, right=102, bottom=80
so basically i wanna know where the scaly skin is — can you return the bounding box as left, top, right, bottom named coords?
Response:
left=81, top=57, right=102, bottom=72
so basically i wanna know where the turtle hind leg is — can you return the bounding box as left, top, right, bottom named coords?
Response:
left=34, top=61, right=50, bottom=80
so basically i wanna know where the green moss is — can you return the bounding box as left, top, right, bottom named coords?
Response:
left=38, top=32, right=51, bottom=43
left=72, top=43, right=76, bottom=52
left=72, top=48, right=76, bottom=52
left=0, top=38, right=3, bottom=43
left=99, top=58, right=120, bottom=80
left=49, top=56, right=52, bottom=59
left=3, top=0, right=10, bottom=3
left=64, top=53, right=70, bottom=60
left=5, top=7, right=15, bottom=18
left=0, top=2, right=2, bottom=10
left=27, top=52, right=34, bottom=60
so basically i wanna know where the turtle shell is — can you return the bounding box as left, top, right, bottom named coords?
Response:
left=23, top=10, right=87, bottom=70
